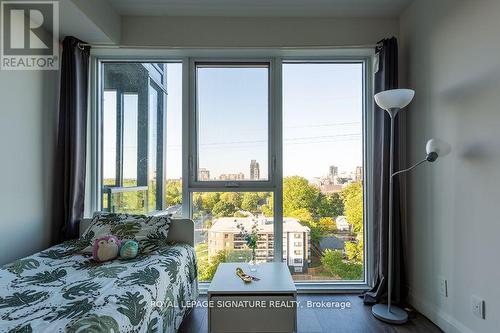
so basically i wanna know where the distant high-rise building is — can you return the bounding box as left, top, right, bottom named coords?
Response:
left=219, top=173, right=245, bottom=181
left=355, top=166, right=363, bottom=182
left=329, top=165, right=338, bottom=180
left=250, top=160, right=260, bottom=180
left=199, top=168, right=210, bottom=181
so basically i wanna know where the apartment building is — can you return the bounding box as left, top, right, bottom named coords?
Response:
left=218, top=173, right=245, bottom=181
left=199, top=168, right=210, bottom=181
left=250, top=160, right=260, bottom=180
left=208, top=217, right=311, bottom=273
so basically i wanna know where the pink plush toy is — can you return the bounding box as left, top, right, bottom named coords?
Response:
left=93, top=235, right=121, bottom=262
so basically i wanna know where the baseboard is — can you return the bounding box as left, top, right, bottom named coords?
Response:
left=408, top=292, right=474, bottom=333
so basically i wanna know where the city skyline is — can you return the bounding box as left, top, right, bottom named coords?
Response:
left=194, top=159, right=362, bottom=182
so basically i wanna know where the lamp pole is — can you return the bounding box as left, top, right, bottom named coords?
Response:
left=387, top=109, right=396, bottom=313
left=372, top=88, right=450, bottom=325
left=371, top=107, right=409, bottom=324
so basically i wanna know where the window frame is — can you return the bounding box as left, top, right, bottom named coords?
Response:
left=89, top=53, right=373, bottom=292
left=94, top=60, right=174, bottom=215
left=279, top=59, right=373, bottom=290
left=188, top=59, right=277, bottom=190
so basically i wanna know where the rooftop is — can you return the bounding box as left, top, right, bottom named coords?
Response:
left=319, top=236, right=345, bottom=251
left=210, top=217, right=310, bottom=233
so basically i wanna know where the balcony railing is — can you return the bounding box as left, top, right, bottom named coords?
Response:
left=103, top=186, right=149, bottom=214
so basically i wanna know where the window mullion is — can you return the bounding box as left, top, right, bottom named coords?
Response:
left=273, top=57, right=284, bottom=263
left=182, top=57, right=192, bottom=218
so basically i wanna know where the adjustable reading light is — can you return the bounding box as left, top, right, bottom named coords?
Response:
left=426, top=138, right=452, bottom=162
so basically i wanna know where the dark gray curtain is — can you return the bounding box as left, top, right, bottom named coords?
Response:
left=53, top=36, right=91, bottom=243
left=363, top=37, right=407, bottom=305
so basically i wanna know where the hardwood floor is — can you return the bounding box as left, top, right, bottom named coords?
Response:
left=177, top=294, right=442, bottom=333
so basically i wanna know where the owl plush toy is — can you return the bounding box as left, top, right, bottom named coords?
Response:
left=93, top=235, right=121, bottom=262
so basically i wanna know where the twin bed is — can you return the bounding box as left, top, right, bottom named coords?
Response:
left=0, top=218, right=198, bottom=333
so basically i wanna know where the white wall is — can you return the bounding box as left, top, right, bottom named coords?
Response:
left=0, top=69, right=58, bottom=265
left=62, top=0, right=121, bottom=43
left=400, top=1, right=500, bottom=332
left=122, top=16, right=399, bottom=47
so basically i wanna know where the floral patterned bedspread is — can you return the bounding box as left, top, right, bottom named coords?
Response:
left=0, top=241, right=198, bottom=333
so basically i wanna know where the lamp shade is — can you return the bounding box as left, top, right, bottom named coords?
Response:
left=374, top=89, right=415, bottom=111
left=426, top=138, right=451, bottom=158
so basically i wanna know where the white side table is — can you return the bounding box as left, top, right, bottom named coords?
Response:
left=208, top=262, right=297, bottom=333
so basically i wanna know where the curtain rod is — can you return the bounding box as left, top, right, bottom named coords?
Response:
left=77, top=42, right=377, bottom=50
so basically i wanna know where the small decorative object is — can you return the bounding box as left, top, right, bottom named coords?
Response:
left=237, top=220, right=260, bottom=272
left=92, top=235, right=120, bottom=262
left=235, top=267, right=260, bottom=283
left=236, top=267, right=252, bottom=283
left=119, top=240, right=139, bottom=260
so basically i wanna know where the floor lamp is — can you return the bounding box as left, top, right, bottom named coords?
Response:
left=371, top=89, right=451, bottom=324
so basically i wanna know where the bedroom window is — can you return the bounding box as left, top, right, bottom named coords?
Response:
left=94, top=56, right=371, bottom=289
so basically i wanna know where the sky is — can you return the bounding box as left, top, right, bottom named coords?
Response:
left=197, top=66, right=269, bottom=179
left=282, top=63, right=363, bottom=179
left=103, top=62, right=363, bottom=181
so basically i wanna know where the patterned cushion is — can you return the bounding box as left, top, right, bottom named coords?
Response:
left=79, top=213, right=172, bottom=254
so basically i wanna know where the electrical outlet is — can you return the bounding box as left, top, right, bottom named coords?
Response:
left=438, top=277, right=448, bottom=297
left=471, top=295, right=485, bottom=319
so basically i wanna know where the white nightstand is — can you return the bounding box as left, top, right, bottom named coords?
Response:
left=208, top=262, right=297, bottom=333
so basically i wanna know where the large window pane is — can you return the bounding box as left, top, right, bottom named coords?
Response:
left=192, top=192, right=275, bottom=281
left=196, top=64, right=269, bottom=181
left=101, top=63, right=170, bottom=214
left=165, top=63, right=183, bottom=216
left=283, top=63, right=364, bottom=281
left=102, top=90, right=117, bottom=186
left=123, top=93, right=138, bottom=187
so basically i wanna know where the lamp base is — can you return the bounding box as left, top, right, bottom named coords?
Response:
left=372, top=304, right=408, bottom=324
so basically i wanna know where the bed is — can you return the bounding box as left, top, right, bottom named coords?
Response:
left=0, top=218, right=198, bottom=333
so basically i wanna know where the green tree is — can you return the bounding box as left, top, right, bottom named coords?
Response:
left=261, top=193, right=274, bottom=217
left=165, top=180, right=182, bottom=205
left=241, top=192, right=261, bottom=214
left=212, top=201, right=237, bottom=217
left=342, top=182, right=363, bottom=232
left=283, top=176, right=321, bottom=216
left=309, top=226, right=323, bottom=244
left=288, top=208, right=314, bottom=225
left=319, top=217, right=336, bottom=232
left=317, top=192, right=344, bottom=217
left=201, top=192, right=220, bottom=211
left=321, top=249, right=363, bottom=280
left=198, top=250, right=227, bottom=281
left=219, top=192, right=243, bottom=209
left=233, top=211, right=248, bottom=217
left=345, top=237, right=364, bottom=263
left=192, top=192, right=203, bottom=211
left=342, top=181, right=363, bottom=263
left=287, top=208, right=324, bottom=244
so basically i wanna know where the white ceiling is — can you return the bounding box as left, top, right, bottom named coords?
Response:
left=108, top=0, right=413, bottom=18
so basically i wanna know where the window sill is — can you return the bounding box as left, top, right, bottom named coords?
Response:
left=197, top=281, right=370, bottom=295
